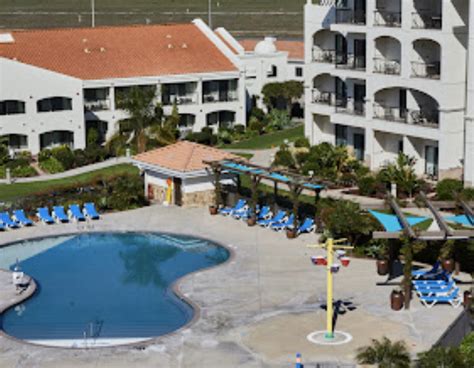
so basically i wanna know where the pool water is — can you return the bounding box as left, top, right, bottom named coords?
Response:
left=0, top=233, right=229, bottom=341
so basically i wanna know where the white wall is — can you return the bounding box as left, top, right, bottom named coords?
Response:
left=0, top=58, right=85, bottom=154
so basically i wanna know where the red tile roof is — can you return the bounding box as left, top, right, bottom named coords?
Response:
left=134, top=141, right=241, bottom=173
left=0, top=24, right=237, bottom=80
left=239, top=39, right=304, bottom=61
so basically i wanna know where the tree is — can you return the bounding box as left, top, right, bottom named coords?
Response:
left=356, top=337, right=411, bottom=368
left=116, top=86, right=163, bottom=153
left=151, top=102, right=179, bottom=146
left=261, top=81, right=303, bottom=113
left=416, top=346, right=471, bottom=368
left=378, top=153, right=420, bottom=198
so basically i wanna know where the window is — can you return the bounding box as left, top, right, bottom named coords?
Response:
left=267, top=65, right=278, bottom=78
left=295, top=67, right=303, bottom=77
left=37, top=97, right=72, bottom=112
left=335, top=124, right=348, bottom=146
left=425, top=145, right=439, bottom=177
left=0, top=100, right=25, bottom=115
left=398, top=140, right=404, bottom=153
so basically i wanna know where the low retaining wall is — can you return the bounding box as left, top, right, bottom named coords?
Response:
left=435, top=310, right=473, bottom=348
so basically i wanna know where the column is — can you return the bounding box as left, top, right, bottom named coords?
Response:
left=364, top=127, right=375, bottom=170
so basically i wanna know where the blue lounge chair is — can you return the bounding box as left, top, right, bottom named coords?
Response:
left=219, top=199, right=247, bottom=216
left=37, top=207, right=55, bottom=224
left=233, top=205, right=259, bottom=220
left=412, top=261, right=441, bottom=279
left=0, top=222, right=5, bottom=231
left=12, top=210, right=34, bottom=227
left=271, top=214, right=295, bottom=232
left=68, top=204, right=86, bottom=222
left=419, top=289, right=462, bottom=308
left=414, top=281, right=457, bottom=295
left=257, top=210, right=287, bottom=227
left=53, top=206, right=69, bottom=223
left=83, top=202, right=100, bottom=220
left=0, top=212, right=20, bottom=229
left=296, top=218, right=316, bottom=234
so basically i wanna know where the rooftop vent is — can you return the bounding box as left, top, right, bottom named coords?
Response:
left=84, top=48, right=91, bottom=54
left=168, top=44, right=173, bottom=49
left=0, top=33, right=14, bottom=44
left=182, top=43, right=188, bottom=49
left=100, top=47, right=106, bottom=52
left=166, top=34, right=172, bottom=39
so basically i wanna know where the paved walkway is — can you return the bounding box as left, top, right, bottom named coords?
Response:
left=0, top=157, right=132, bottom=184
left=0, top=206, right=469, bottom=367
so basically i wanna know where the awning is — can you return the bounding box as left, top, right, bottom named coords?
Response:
left=368, top=210, right=429, bottom=232
left=445, top=215, right=474, bottom=227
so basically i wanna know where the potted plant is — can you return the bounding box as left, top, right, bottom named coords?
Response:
left=247, top=217, right=257, bottom=227
left=209, top=205, right=218, bottom=215
left=390, top=288, right=404, bottom=311
left=440, top=240, right=455, bottom=273
left=286, top=228, right=297, bottom=239
left=372, top=241, right=389, bottom=276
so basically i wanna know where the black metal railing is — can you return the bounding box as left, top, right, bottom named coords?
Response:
left=336, top=98, right=366, bottom=116
left=373, top=104, right=439, bottom=127
left=312, top=48, right=336, bottom=63
left=336, top=53, right=366, bottom=70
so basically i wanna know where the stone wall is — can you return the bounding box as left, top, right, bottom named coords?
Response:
left=182, top=189, right=215, bottom=208
left=148, top=184, right=168, bottom=204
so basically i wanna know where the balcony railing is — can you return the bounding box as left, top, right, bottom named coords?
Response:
left=374, top=10, right=401, bottom=27
left=412, top=11, right=442, bottom=29
left=335, top=98, right=366, bottom=116
left=336, top=53, right=366, bottom=70
left=84, top=99, right=111, bottom=111
left=312, top=48, right=336, bottom=63
left=203, top=91, right=238, bottom=103
left=373, top=104, right=439, bottom=127
left=335, top=8, right=366, bottom=25
left=162, top=93, right=198, bottom=105
left=411, top=61, right=441, bottom=79
left=312, top=90, right=335, bottom=105
left=373, top=58, right=401, bottom=75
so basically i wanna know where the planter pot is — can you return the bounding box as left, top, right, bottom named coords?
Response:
left=391, top=290, right=404, bottom=311
left=376, top=259, right=389, bottom=276
left=340, top=257, right=350, bottom=267
left=442, top=259, right=454, bottom=273
left=464, top=290, right=473, bottom=309
left=311, top=256, right=327, bottom=266
left=247, top=218, right=257, bottom=227
left=286, top=229, right=298, bottom=239
left=209, top=206, right=218, bottom=215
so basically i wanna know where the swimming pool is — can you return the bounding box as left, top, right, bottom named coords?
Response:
left=0, top=232, right=229, bottom=346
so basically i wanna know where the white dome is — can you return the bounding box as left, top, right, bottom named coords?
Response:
left=254, top=37, right=277, bottom=55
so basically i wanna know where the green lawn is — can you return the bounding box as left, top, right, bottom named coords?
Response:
left=222, top=125, right=304, bottom=150
left=0, top=164, right=138, bottom=202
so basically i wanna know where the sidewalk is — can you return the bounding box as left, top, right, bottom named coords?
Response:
left=0, top=157, right=132, bottom=184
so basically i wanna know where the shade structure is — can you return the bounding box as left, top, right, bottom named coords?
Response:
left=368, top=210, right=429, bottom=232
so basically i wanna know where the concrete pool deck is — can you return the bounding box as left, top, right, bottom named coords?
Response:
left=0, top=205, right=471, bottom=367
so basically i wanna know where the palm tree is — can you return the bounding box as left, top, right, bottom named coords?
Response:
left=416, top=346, right=470, bottom=368
left=378, top=153, right=419, bottom=198
left=150, top=102, right=179, bottom=146
left=116, top=86, right=163, bottom=153
left=356, top=337, right=411, bottom=368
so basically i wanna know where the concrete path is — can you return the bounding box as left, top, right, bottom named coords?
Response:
left=0, top=206, right=469, bottom=368
left=0, top=157, right=132, bottom=184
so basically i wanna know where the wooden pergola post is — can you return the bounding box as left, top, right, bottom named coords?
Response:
left=289, top=183, right=303, bottom=236
left=314, top=188, right=321, bottom=232
left=250, top=174, right=262, bottom=223
left=273, top=181, right=279, bottom=213
left=213, top=166, right=222, bottom=208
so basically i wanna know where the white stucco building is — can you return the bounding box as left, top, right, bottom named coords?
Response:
left=304, top=0, right=474, bottom=186
left=0, top=19, right=246, bottom=154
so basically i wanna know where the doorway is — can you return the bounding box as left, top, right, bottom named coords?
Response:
left=173, top=178, right=183, bottom=206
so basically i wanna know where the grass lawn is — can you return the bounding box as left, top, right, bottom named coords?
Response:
left=0, top=164, right=138, bottom=202
left=222, top=125, right=304, bottom=150
left=234, top=153, right=254, bottom=160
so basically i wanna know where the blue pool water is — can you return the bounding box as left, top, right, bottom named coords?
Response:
left=0, top=232, right=229, bottom=340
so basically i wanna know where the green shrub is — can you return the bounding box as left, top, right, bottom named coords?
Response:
left=12, top=165, right=37, bottom=177
left=436, top=178, right=464, bottom=200
left=249, top=107, right=266, bottom=122
left=87, top=128, right=100, bottom=146
left=0, top=144, right=8, bottom=165
left=248, top=117, right=265, bottom=134
left=267, top=109, right=291, bottom=131
left=51, top=145, right=75, bottom=170
left=185, top=128, right=217, bottom=146
left=15, top=151, right=33, bottom=163
left=38, top=149, right=52, bottom=163
left=84, top=145, right=107, bottom=163
left=217, top=129, right=233, bottom=145
left=358, top=176, right=377, bottom=196
left=107, top=174, right=147, bottom=210
left=40, top=157, right=65, bottom=174
left=294, top=137, right=310, bottom=148
left=233, top=124, right=246, bottom=134
left=462, top=187, right=474, bottom=200
left=273, top=149, right=295, bottom=169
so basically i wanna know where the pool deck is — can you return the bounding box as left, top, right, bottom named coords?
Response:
left=0, top=205, right=471, bottom=367
left=0, top=269, right=36, bottom=314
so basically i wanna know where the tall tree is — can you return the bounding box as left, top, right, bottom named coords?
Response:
left=116, top=86, right=163, bottom=153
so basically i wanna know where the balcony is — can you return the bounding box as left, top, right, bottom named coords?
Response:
left=312, top=48, right=336, bottom=64
left=373, top=10, right=401, bottom=27
left=411, top=62, right=440, bottom=80
left=312, top=90, right=335, bottom=106
left=162, top=93, right=198, bottom=106
left=412, top=11, right=442, bottom=30
left=336, top=98, right=366, bottom=116
left=336, top=53, right=366, bottom=71
left=203, top=91, right=238, bottom=103
left=373, top=58, right=401, bottom=75
left=335, top=8, right=366, bottom=25
left=373, top=104, right=439, bottom=128
left=84, top=99, right=111, bottom=112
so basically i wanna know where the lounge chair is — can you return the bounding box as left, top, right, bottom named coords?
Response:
left=414, top=281, right=457, bottom=296
left=83, top=202, right=100, bottom=220
left=296, top=218, right=316, bottom=234
left=68, top=204, right=86, bottom=222
left=233, top=205, right=259, bottom=220
left=412, top=261, right=441, bottom=279
left=37, top=207, right=55, bottom=225
left=0, top=212, right=20, bottom=229
left=53, top=206, right=69, bottom=223
left=12, top=210, right=34, bottom=227
left=0, top=221, right=6, bottom=231
left=419, top=289, right=462, bottom=308
left=219, top=199, right=247, bottom=217
left=257, top=210, right=287, bottom=227
left=271, top=214, right=295, bottom=232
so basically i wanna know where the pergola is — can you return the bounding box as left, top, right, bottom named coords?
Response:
left=205, top=158, right=325, bottom=234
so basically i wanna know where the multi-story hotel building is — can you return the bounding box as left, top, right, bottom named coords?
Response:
left=304, top=0, right=474, bottom=186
